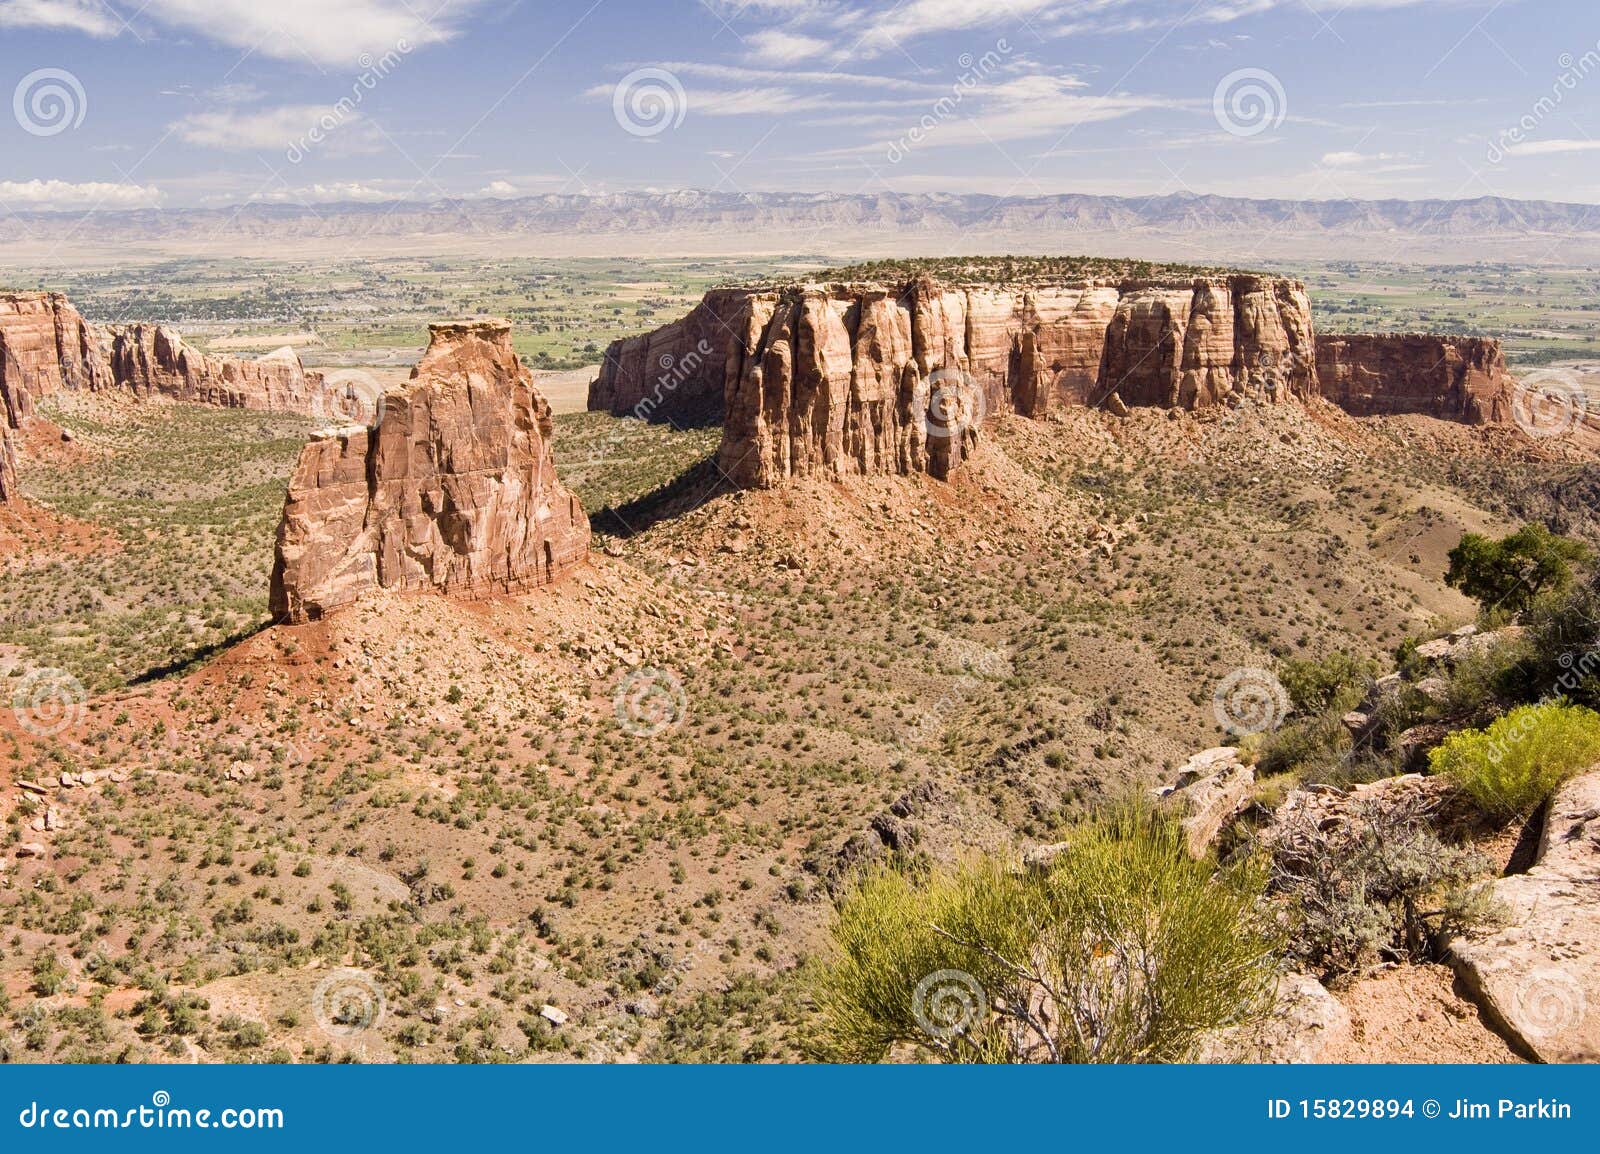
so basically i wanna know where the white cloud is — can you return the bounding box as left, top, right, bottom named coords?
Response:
left=1504, top=139, right=1600, bottom=156
left=250, top=182, right=395, bottom=203
left=831, top=73, right=1184, bottom=156
left=0, top=0, right=118, bottom=35
left=1319, top=150, right=1406, bottom=166
left=0, top=0, right=471, bottom=66
left=478, top=180, right=518, bottom=197
left=0, top=179, right=163, bottom=209
left=747, top=28, right=829, bottom=64
left=656, top=60, right=933, bottom=92
left=583, top=80, right=838, bottom=118
left=172, top=104, right=370, bottom=151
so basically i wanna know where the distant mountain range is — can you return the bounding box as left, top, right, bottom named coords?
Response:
left=5, top=191, right=1598, bottom=261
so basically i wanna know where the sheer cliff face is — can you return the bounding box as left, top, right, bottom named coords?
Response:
left=694, top=274, right=1314, bottom=487
left=269, top=320, right=589, bottom=624
left=0, top=421, right=15, bottom=504
left=1314, top=333, right=1516, bottom=423
left=1, top=292, right=113, bottom=503
left=589, top=289, right=777, bottom=425
left=1, top=291, right=114, bottom=430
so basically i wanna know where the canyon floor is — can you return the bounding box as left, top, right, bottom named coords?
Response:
left=4, top=366, right=1596, bottom=1060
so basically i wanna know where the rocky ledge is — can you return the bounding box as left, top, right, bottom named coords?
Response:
left=268, top=319, right=589, bottom=622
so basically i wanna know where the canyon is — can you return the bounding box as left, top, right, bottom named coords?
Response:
left=268, top=319, right=589, bottom=623
left=590, top=272, right=1525, bottom=488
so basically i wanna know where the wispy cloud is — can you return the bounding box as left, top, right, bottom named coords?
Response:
left=172, top=104, right=376, bottom=151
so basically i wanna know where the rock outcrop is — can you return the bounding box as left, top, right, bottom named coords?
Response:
left=1, top=292, right=113, bottom=503
left=1314, top=333, right=1516, bottom=423
left=1448, top=769, right=1600, bottom=1062
left=104, top=324, right=321, bottom=411
left=0, top=420, right=15, bottom=504
left=269, top=319, right=589, bottom=623
left=1153, top=746, right=1256, bottom=859
left=596, top=274, right=1316, bottom=486
left=1, top=290, right=326, bottom=501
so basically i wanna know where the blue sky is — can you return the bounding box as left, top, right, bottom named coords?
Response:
left=0, top=0, right=1595, bottom=211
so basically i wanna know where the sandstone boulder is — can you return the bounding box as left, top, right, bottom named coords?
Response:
left=1153, top=746, right=1255, bottom=858
left=1198, top=972, right=1351, bottom=1063
left=269, top=319, right=589, bottom=622
left=1448, top=769, right=1600, bottom=1062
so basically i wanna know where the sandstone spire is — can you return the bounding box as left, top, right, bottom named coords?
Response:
left=268, top=319, right=589, bottom=622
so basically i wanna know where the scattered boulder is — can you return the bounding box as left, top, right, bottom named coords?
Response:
left=1448, top=769, right=1600, bottom=1062
left=1198, top=972, right=1351, bottom=1063
left=539, top=1004, right=569, bottom=1027
left=1153, top=747, right=1255, bottom=858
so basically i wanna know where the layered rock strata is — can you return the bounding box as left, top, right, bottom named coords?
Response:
left=1314, top=333, right=1516, bottom=423
left=269, top=320, right=589, bottom=623
left=700, top=275, right=1314, bottom=486
left=1, top=291, right=321, bottom=415
left=596, top=275, right=1316, bottom=434
left=588, top=289, right=774, bottom=425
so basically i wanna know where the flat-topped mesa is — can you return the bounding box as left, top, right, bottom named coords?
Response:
left=104, top=323, right=321, bottom=411
left=268, top=319, right=589, bottom=623
left=643, top=273, right=1314, bottom=487
left=1314, top=332, right=1517, bottom=423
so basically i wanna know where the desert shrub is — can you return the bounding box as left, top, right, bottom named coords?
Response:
left=1269, top=791, right=1496, bottom=980
left=1428, top=702, right=1600, bottom=819
left=1446, top=523, right=1588, bottom=619
left=1496, top=573, right=1600, bottom=710
left=1278, top=652, right=1378, bottom=715
left=1256, top=711, right=1353, bottom=778
left=805, top=810, right=1280, bottom=1064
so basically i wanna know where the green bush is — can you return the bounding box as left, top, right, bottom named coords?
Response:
left=1278, top=652, right=1378, bottom=715
left=804, top=811, right=1280, bottom=1064
left=1256, top=711, right=1353, bottom=778
left=1428, top=702, right=1600, bottom=818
